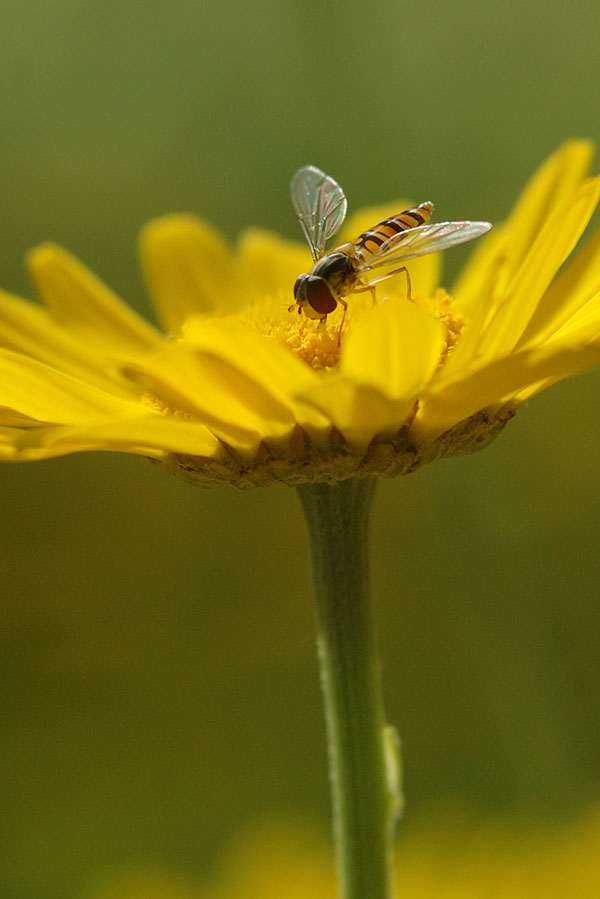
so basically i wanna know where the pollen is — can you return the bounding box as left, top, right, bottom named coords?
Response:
left=423, top=288, right=466, bottom=362
left=237, top=286, right=465, bottom=375
left=237, top=291, right=346, bottom=371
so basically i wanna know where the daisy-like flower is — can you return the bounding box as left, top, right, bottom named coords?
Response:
left=2, top=141, right=600, bottom=487
left=4, top=142, right=600, bottom=899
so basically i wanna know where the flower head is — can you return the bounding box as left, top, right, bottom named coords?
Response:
left=2, top=142, right=600, bottom=487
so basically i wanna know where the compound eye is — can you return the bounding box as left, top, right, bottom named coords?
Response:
left=306, top=278, right=337, bottom=315
left=293, top=274, right=306, bottom=299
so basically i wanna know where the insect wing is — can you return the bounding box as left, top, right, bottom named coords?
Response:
left=290, top=165, right=348, bottom=261
left=361, top=220, right=493, bottom=271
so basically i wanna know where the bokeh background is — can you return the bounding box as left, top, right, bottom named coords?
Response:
left=1, top=1, right=600, bottom=897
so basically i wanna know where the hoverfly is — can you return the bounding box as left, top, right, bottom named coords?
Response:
left=290, top=164, right=492, bottom=340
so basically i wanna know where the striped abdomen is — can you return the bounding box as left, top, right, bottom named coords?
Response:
left=354, top=201, right=434, bottom=260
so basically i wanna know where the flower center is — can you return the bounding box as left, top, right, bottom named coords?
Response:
left=237, top=290, right=346, bottom=370
left=237, top=286, right=465, bottom=372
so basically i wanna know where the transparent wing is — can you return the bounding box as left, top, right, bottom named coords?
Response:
left=290, top=165, right=348, bottom=261
left=360, top=220, right=493, bottom=271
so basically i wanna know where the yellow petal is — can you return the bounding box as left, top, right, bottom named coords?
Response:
left=440, top=176, right=600, bottom=388
left=502, top=140, right=594, bottom=276
left=342, top=298, right=445, bottom=398
left=0, top=410, right=41, bottom=427
left=124, top=351, right=262, bottom=451
left=236, top=228, right=312, bottom=304
left=124, top=321, right=327, bottom=453
left=507, top=316, right=600, bottom=402
left=516, top=227, right=600, bottom=348
left=298, top=300, right=445, bottom=447
left=0, top=288, right=139, bottom=397
left=414, top=340, right=600, bottom=443
left=26, top=244, right=160, bottom=353
left=452, top=140, right=594, bottom=321
left=0, top=350, right=144, bottom=426
left=138, top=214, right=234, bottom=332
left=297, top=378, right=412, bottom=448
left=0, top=414, right=222, bottom=461
left=546, top=304, right=600, bottom=344
left=479, top=176, right=600, bottom=361
left=451, top=224, right=510, bottom=317
left=181, top=315, right=328, bottom=432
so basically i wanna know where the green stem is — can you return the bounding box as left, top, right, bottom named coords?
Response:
left=297, top=477, right=399, bottom=899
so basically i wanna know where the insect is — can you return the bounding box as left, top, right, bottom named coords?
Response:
left=290, top=164, right=492, bottom=340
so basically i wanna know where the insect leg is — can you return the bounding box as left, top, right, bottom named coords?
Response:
left=362, top=266, right=413, bottom=300
left=353, top=283, right=378, bottom=307
left=399, top=266, right=412, bottom=300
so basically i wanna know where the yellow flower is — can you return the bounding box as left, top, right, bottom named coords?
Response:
left=2, top=141, right=600, bottom=487
left=85, top=807, right=600, bottom=899
left=201, top=807, right=600, bottom=899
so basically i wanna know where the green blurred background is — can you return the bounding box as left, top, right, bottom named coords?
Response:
left=1, top=1, right=600, bottom=896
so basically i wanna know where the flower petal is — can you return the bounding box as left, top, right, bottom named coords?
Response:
left=0, top=414, right=222, bottom=461
left=124, top=319, right=327, bottom=453
left=478, top=176, right=600, bottom=360
left=440, top=176, right=600, bottom=387
left=181, top=316, right=329, bottom=432
left=342, top=298, right=445, bottom=398
left=452, top=140, right=594, bottom=320
left=414, top=340, right=600, bottom=443
left=501, top=140, right=593, bottom=278
left=516, top=228, right=600, bottom=348
left=507, top=317, right=600, bottom=402
left=298, top=300, right=445, bottom=447
left=451, top=224, right=509, bottom=317
left=138, top=214, right=234, bottom=332
left=0, top=288, right=140, bottom=396
left=236, top=228, right=312, bottom=304
left=26, top=244, right=160, bottom=353
left=296, top=378, right=407, bottom=448
left=0, top=350, right=144, bottom=426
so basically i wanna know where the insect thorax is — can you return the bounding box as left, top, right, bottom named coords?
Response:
left=311, top=248, right=358, bottom=297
